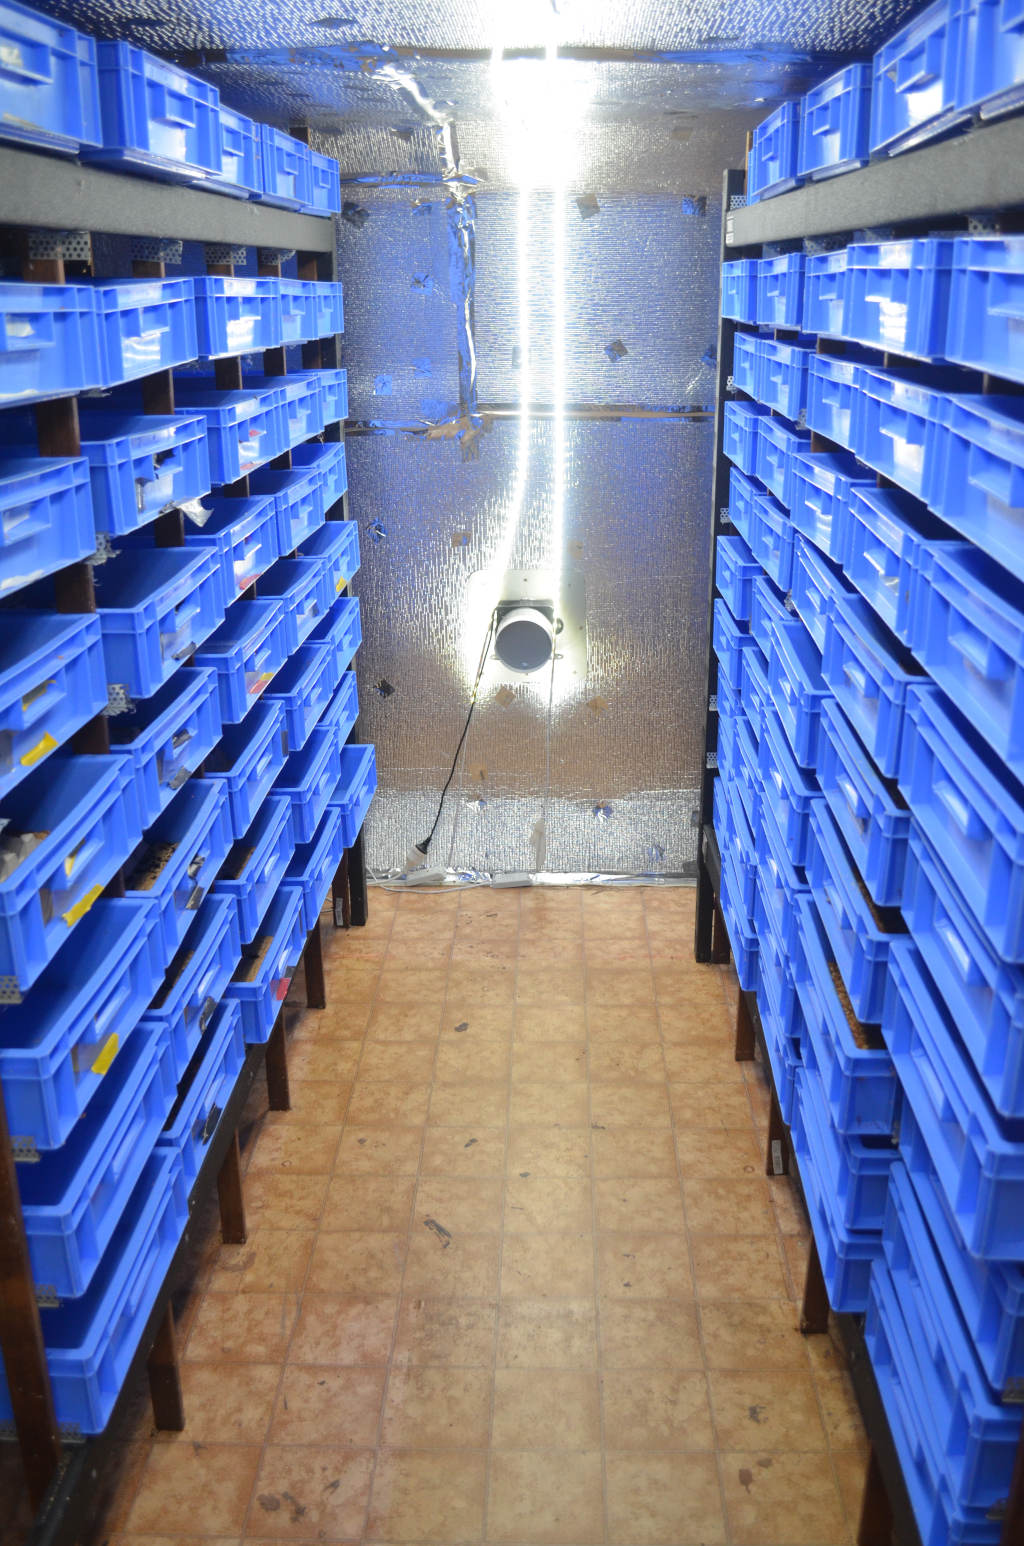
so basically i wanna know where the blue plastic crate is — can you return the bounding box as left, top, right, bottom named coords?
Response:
left=173, top=383, right=289, bottom=486
left=108, top=666, right=222, bottom=828
left=721, top=259, right=759, bottom=323
left=78, top=412, right=210, bottom=538
left=719, top=842, right=759, bottom=990
left=226, top=884, right=306, bottom=1043
left=757, top=793, right=812, bottom=961
left=822, top=592, right=921, bottom=779
left=808, top=799, right=900, bottom=1024
left=124, top=778, right=233, bottom=962
left=18, top=1019, right=175, bottom=1300
left=283, top=805, right=343, bottom=933
left=311, top=367, right=348, bottom=426
left=722, top=400, right=769, bottom=476
left=899, top=684, right=1024, bottom=961
left=871, top=0, right=966, bottom=155
left=183, top=492, right=280, bottom=612
left=748, top=100, right=801, bottom=199
left=749, top=571, right=790, bottom=659
left=291, top=437, right=349, bottom=515
left=843, top=483, right=950, bottom=649
left=0, top=756, right=142, bottom=998
left=320, top=668, right=358, bottom=739
left=278, top=282, right=344, bottom=345
left=902, top=826, right=1024, bottom=1121
left=842, top=239, right=954, bottom=360
left=93, top=545, right=223, bottom=699
left=793, top=893, right=897, bottom=1136
left=250, top=463, right=323, bottom=555
left=818, top=697, right=910, bottom=908
left=790, top=534, right=851, bottom=654
left=157, top=998, right=245, bottom=1194
left=749, top=488, right=795, bottom=593
left=0, top=0, right=100, bottom=152
left=852, top=363, right=951, bottom=501
left=927, top=394, right=1024, bottom=574
left=87, top=42, right=220, bottom=182
left=756, top=337, right=813, bottom=420
left=757, top=706, right=820, bottom=873
left=0, top=612, right=106, bottom=801
left=265, top=642, right=335, bottom=754
left=755, top=414, right=811, bottom=509
left=757, top=253, right=805, bottom=329
left=755, top=920, right=803, bottom=1123
left=243, top=371, right=325, bottom=450
left=308, top=592, right=362, bottom=669
left=192, top=597, right=291, bottom=724
left=909, top=1150, right=1024, bottom=1401
left=0, top=898, right=163, bottom=1155
left=0, top=455, right=95, bottom=598
left=141, top=894, right=240, bottom=1080
left=799, top=63, right=872, bottom=179
left=299, top=517, right=360, bottom=600
left=715, top=533, right=760, bottom=624
left=258, top=555, right=333, bottom=652
left=805, top=352, right=862, bottom=449
left=803, top=249, right=850, bottom=337
left=208, top=105, right=260, bottom=197
left=797, top=1049, right=897, bottom=1232
left=214, top=793, right=294, bottom=944
left=91, top=277, right=198, bottom=387
left=885, top=940, right=1024, bottom=1262
left=961, top=0, right=1024, bottom=118
left=308, top=149, right=341, bottom=214
left=275, top=721, right=343, bottom=846
left=789, top=451, right=874, bottom=563
left=712, top=596, right=758, bottom=697
left=256, top=123, right=313, bottom=209
left=946, top=236, right=1024, bottom=384
left=731, top=331, right=760, bottom=397
left=204, top=697, right=288, bottom=840
left=727, top=463, right=760, bottom=545
left=882, top=1162, right=1021, bottom=1515
left=790, top=1070, right=882, bottom=1311
left=0, top=282, right=103, bottom=405
left=867, top=1256, right=1002, bottom=1546
left=0, top=1147, right=187, bottom=1434
left=913, top=542, right=1024, bottom=777
left=741, top=642, right=771, bottom=743
left=768, top=616, right=829, bottom=769
left=715, top=773, right=757, bottom=916
left=329, top=743, right=377, bottom=850
left=193, top=276, right=283, bottom=358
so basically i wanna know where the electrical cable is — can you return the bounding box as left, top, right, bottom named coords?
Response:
left=411, top=606, right=498, bottom=865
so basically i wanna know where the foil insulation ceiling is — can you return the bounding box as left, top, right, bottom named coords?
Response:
left=32, top=0, right=929, bottom=873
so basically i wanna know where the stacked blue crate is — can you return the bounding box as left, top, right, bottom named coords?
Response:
left=0, top=7, right=365, bottom=1440
left=719, top=148, right=1024, bottom=1539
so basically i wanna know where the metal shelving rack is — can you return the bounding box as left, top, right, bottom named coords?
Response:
left=0, top=141, right=369, bottom=1546
left=693, top=122, right=1024, bottom=1546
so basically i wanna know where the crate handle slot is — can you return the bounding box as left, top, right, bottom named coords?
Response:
left=968, top=454, right=1024, bottom=507
left=149, top=81, right=200, bottom=129
left=948, top=620, right=1012, bottom=682
left=893, top=32, right=944, bottom=93
left=198, top=994, right=216, bottom=1031
left=835, top=770, right=870, bottom=824
left=0, top=305, right=56, bottom=355
left=934, top=911, right=983, bottom=984
left=124, top=1232, right=163, bottom=1323
left=193, top=1101, right=222, bottom=1146
left=110, top=1107, right=147, bottom=1181
left=932, top=775, right=987, bottom=840
left=842, top=660, right=877, bottom=699
left=17, top=671, right=63, bottom=731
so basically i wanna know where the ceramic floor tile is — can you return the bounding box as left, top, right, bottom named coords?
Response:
left=504, top=1173, right=593, bottom=1233
left=682, top=1178, right=778, bottom=1236
left=587, top=1040, right=665, bottom=1082
left=491, top=1367, right=601, bottom=1449
left=414, top=1175, right=504, bottom=1234
left=591, top=1126, right=678, bottom=1178
left=334, top=1126, right=425, bottom=1176
left=675, top=1126, right=762, bottom=1180
left=242, top=1172, right=329, bottom=1233
left=268, top=1366, right=386, bottom=1446
left=286, top=1038, right=362, bottom=1083
left=208, top=1229, right=315, bottom=1295
left=377, top=965, right=449, bottom=1001
left=507, top=1080, right=589, bottom=1126
left=700, top=1300, right=808, bottom=1371
left=392, top=1298, right=498, bottom=1366
left=306, top=1231, right=407, bottom=1296
left=380, top=1367, right=492, bottom=1448
left=434, top=1031, right=512, bottom=1082
left=602, top=1368, right=715, bottom=1451
left=447, top=962, right=516, bottom=1004
left=599, top=1299, right=704, bottom=1370
left=605, top=1452, right=725, bottom=1546
left=287, top=1295, right=397, bottom=1365
left=440, top=1003, right=516, bottom=1040
left=590, top=1081, right=672, bottom=1128
left=691, top=1234, right=792, bottom=1301
left=428, top=1079, right=510, bottom=1128
left=596, top=1232, right=692, bottom=1299
left=506, top=1124, right=591, bottom=1177
left=670, top=1079, right=756, bottom=1129
left=185, top=1292, right=299, bottom=1364
left=496, top=1299, right=599, bottom=1368
left=285, top=1079, right=352, bottom=1124
left=402, top=1229, right=501, bottom=1298
left=420, top=1126, right=507, bottom=1177
left=586, top=965, right=655, bottom=1004
left=586, top=1003, right=661, bottom=1042
left=709, top=1368, right=828, bottom=1451
left=721, top=1449, right=850, bottom=1545
left=158, top=1364, right=279, bottom=1445
left=510, top=1040, right=588, bottom=1083
left=319, top=1174, right=416, bottom=1232
left=513, top=1002, right=587, bottom=1041
left=346, top=1082, right=433, bottom=1125
left=366, top=1449, right=487, bottom=1541
left=249, top=1446, right=374, bottom=1540
left=247, top=1119, right=342, bottom=1175
left=595, top=1177, right=686, bottom=1233
left=128, top=1445, right=261, bottom=1536
left=486, top=1450, right=604, bottom=1545
left=500, top=1231, right=595, bottom=1298
left=357, top=1041, right=437, bottom=1083
left=516, top=964, right=586, bottom=1004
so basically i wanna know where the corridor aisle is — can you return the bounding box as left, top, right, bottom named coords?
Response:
left=89, top=885, right=869, bottom=1546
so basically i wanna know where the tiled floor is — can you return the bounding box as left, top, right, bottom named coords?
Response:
left=86, top=885, right=869, bottom=1546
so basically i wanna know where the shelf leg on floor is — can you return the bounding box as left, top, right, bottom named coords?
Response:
left=147, top=1303, right=185, bottom=1432
left=765, top=1086, right=789, bottom=1176
left=303, top=923, right=326, bottom=1010
left=710, top=900, right=730, bottom=964
left=1000, top=1416, right=1024, bottom=1545
left=800, top=1236, right=830, bottom=1335
left=856, top=1447, right=893, bottom=1546
left=348, top=831, right=368, bottom=927
left=265, top=1015, right=291, bottom=1112
left=216, top=1131, right=247, bottom=1245
left=735, top=991, right=755, bottom=1062
left=332, top=852, right=351, bottom=930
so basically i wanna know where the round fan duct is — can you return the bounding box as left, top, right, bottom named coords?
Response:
left=494, top=605, right=555, bottom=674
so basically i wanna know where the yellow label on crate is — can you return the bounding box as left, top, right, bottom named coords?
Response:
left=19, top=732, right=57, bottom=769
left=91, top=1033, right=119, bottom=1077
left=335, top=575, right=347, bottom=593
left=62, top=882, right=103, bottom=928
left=71, top=1031, right=119, bottom=1076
